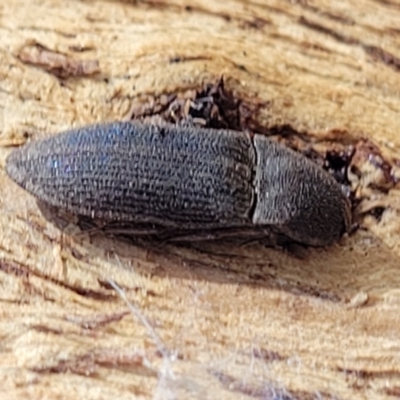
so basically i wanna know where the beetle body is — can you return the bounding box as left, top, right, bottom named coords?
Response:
left=6, top=121, right=351, bottom=246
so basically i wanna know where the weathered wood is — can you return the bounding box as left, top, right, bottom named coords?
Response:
left=1, top=0, right=400, bottom=399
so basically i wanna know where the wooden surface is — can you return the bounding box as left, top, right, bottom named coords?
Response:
left=1, top=0, right=400, bottom=399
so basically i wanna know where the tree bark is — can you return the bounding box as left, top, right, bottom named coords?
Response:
left=1, top=0, right=400, bottom=399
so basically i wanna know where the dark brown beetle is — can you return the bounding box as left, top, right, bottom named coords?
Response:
left=6, top=121, right=351, bottom=246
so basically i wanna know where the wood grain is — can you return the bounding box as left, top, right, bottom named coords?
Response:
left=1, top=0, right=400, bottom=399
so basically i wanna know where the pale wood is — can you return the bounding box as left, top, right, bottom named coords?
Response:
left=1, top=0, right=400, bottom=399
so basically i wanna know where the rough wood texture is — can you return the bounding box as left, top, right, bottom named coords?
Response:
left=1, top=0, right=400, bottom=399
